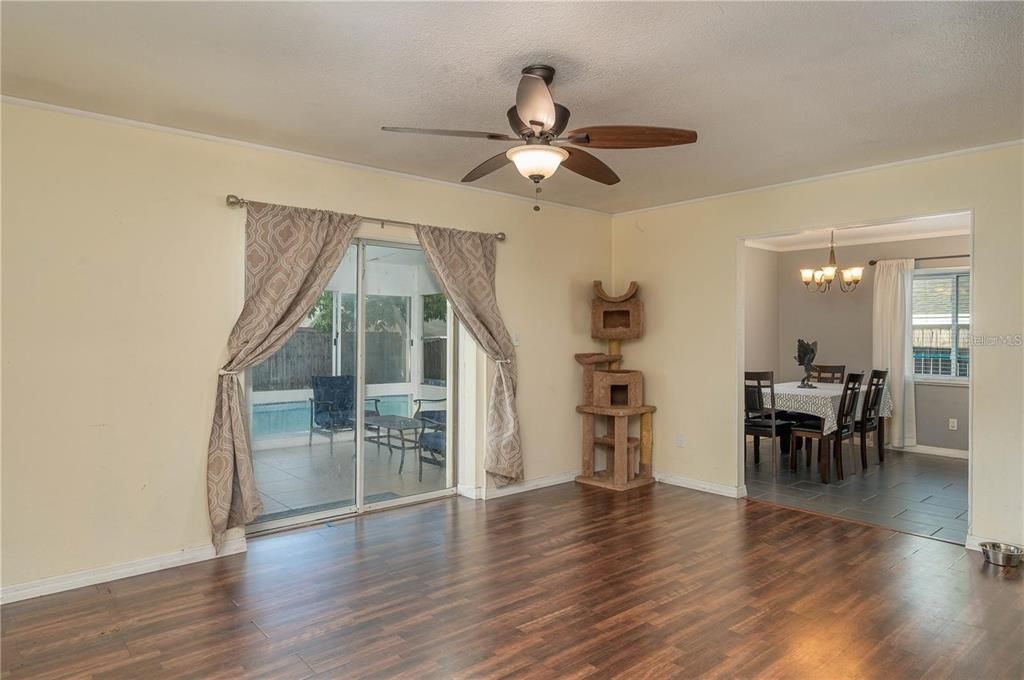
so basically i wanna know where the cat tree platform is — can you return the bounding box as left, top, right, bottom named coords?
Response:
left=575, top=404, right=655, bottom=491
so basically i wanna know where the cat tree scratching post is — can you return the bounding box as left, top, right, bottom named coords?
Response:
left=574, top=281, right=655, bottom=491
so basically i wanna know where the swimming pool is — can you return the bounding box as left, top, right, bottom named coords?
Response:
left=252, top=395, right=411, bottom=438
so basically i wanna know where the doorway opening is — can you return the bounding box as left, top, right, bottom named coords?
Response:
left=739, top=211, right=972, bottom=544
left=246, top=238, right=458, bottom=533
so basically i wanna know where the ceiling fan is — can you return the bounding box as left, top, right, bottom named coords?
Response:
left=382, top=65, right=697, bottom=187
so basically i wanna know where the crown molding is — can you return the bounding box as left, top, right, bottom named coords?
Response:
left=5, top=95, right=1021, bottom=219
left=746, top=224, right=971, bottom=252
left=614, top=139, right=1023, bottom=218
left=1, top=96, right=608, bottom=216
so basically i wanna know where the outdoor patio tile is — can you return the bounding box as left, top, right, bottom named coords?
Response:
left=252, top=463, right=302, bottom=483
left=258, top=493, right=291, bottom=513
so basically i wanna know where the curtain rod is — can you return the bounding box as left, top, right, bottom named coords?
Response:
left=868, top=254, right=969, bottom=266
left=225, top=195, right=506, bottom=241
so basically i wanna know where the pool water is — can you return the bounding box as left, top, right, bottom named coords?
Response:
left=252, top=395, right=411, bottom=438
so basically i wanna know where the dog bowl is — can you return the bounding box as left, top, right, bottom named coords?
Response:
left=980, top=542, right=1023, bottom=567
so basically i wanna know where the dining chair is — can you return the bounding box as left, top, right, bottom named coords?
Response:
left=743, top=371, right=794, bottom=476
left=789, top=372, right=864, bottom=483
left=811, top=364, right=846, bottom=383
left=854, top=369, right=888, bottom=470
left=788, top=364, right=844, bottom=453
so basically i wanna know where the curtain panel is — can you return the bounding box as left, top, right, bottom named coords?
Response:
left=207, top=202, right=360, bottom=550
left=415, top=224, right=523, bottom=487
left=872, top=258, right=918, bottom=448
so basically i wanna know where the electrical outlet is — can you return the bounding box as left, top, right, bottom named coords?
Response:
left=512, top=333, right=520, bottom=347
left=948, top=418, right=958, bottom=431
left=675, top=433, right=687, bottom=448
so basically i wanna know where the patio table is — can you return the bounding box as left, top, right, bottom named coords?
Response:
left=365, top=415, right=425, bottom=473
left=764, top=381, right=893, bottom=434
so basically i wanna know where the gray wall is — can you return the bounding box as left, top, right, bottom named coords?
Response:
left=744, top=234, right=970, bottom=452
left=914, top=382, right=969, bottom=450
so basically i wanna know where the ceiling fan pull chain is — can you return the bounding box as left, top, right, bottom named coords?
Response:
left=533, top=186, right=542, bottom=212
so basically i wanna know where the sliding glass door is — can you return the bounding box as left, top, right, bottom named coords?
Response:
left=360, top=244, right=454, bottom=504
left=247, top=238, right=455, bottom=532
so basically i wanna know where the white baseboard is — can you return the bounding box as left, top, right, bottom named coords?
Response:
left=483, top=471, right=580, bottom=499
left=0, top=535, right=247, bottom=605
left=457, top=484, right=483, bottom=500
left=655, top=473, right=747, bottom=499
left=891, top=444, right=968, bottom=459
left=966, top=533, right=990, bottom=552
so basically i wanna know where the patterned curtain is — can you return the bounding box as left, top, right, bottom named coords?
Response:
left=208, top=202, right=360, bottom=550
left=415, top=224, right=523, bottom=486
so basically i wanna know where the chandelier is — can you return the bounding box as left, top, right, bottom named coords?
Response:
left=800, top=231, right=864, bottom=293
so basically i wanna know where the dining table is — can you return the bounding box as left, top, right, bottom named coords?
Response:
left=763, top=380, right=893, bottom=434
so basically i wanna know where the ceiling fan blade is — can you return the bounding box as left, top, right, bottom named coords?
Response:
left=382, top=126, right=515, bottom=141
left=549, top=104, right=571, bottom=137
left=562, top=147, right=620, bottom=185
left=516, top=74, right=556, bottom=133
left=566, top=126, right=698, bottom=149
left=506, top=107, right=532, bottom=137
left=461, top=152, right=512, bottom=183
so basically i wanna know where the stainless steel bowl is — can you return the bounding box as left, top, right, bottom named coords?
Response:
left=980, top=542, right=1024, bottom=567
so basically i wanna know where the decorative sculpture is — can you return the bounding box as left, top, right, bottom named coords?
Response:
left=574, top=281, right=655, bottom=491
left=795, top=339, right=818, bottom=389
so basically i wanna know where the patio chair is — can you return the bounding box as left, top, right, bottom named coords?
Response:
left=414, top=398, right=447, bottom=482
left=308, top=375, right=381, bottom=455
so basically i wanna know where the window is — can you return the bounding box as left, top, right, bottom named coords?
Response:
left=911, top=270, right=969, bottom=379
left=421, top=293, right=447, bottom=386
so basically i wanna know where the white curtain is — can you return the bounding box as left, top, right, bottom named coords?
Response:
left=872, top=259, right=917, bottom=447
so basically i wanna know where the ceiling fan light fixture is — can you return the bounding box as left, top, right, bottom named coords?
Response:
left=506, top=145, right=568, bottom=182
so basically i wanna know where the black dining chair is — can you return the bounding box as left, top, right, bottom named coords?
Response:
left=743, top=371, right=794, bottom=475
left=855, top=369, right=888, bottom=470
left=790, top=372, right=863, bottom=483
left=811, top=364, right=846, bottom=384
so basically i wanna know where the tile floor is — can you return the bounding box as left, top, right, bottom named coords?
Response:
left=744, top=436, right=968, bottom=544
left=252, top=432, right=447, bottom=523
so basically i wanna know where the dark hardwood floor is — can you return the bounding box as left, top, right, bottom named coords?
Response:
left=2, top=483, right=1021, bottom=679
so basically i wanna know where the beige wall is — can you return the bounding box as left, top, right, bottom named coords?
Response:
left=613, top=143, right=1023, bottom=546
left=0, top=102, right=611, bottom=587
left=2, top=100, right=1021, bottom=591
left=742, top=246, right=778, bottom=373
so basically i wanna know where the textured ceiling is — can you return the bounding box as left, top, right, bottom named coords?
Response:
left=745, top=212, right=971, bottom=252
left=3, top=2, right=1022, bottom=213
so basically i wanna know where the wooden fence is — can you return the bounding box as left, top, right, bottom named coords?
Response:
left=251, top=328, right=449, bottom=391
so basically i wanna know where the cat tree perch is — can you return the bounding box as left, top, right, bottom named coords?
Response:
left=574, top=281, right=655, bottom=491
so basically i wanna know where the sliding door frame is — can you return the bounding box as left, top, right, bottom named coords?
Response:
left=248, top=235, right=457, bottom=535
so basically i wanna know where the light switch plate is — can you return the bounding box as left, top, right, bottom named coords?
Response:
left=948, top=418, right=958, bottom=431
left=675, top=433, right=687, bottom=448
